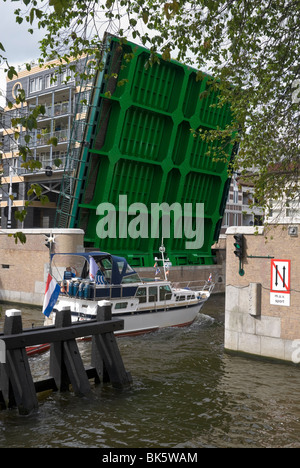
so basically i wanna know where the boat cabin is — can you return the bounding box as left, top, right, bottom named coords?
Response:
left=51, top=251, right=142, bottom=300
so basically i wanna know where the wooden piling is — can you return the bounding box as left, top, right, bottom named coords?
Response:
left=0, top=303, right=132, bottom=415
left=91, top=301, right=132, bottom=388
left=0, top=309, right=38, bottom=415
left=50, top=307, right=92, bottom=396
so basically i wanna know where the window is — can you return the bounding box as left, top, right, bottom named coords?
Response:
left=61, top=69, right=68, bottom=83
left=159, top=285, right=172, bottom=301
left=233, top=189, right=239, bottom=204
left=186, top=295, right=195, bottom=300
left=61, top=101, right=69, bottom=114
left=149, top=286, right=158, bottom=302
left=224, top=212, right=230, bottom=227
left=96, top=257, right=112, bottom=282
left=176, top=295, right=186, bottom=302
left=268, top=201, right=273, bottom=218
left=115, top=302, right=128, bottom=310
left=45, top=73, right=57, bottom=89
left=42, top=216, right=50, bottom=228
left=61, top=68, right=75, bottom=83
left=122, top=273, right=141, bottom=284
left=285, top=199, right=298, bottom=218
left=136, top=287, right=146, bottom=303
left=233, top=213, right=239, bottom=226
left=29, top=77, right=42, bottom=93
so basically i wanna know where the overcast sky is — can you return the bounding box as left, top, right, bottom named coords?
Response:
left=0, top=1, right=45, bottom=105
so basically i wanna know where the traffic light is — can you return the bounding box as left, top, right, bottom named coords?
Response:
left=234, top=234, right=244, bottom=259
left=233, top=234, right=245, bottom=276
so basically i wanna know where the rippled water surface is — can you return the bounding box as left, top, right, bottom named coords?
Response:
left=0, top=294, right=300, bottom=448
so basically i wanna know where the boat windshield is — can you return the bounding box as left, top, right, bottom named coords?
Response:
left=121, top=273, right=141, bottom=284
left=114, top=257, right=142, bottom=284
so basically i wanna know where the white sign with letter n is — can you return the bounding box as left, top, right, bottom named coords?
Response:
left=270, top=259, right=291, bottom=307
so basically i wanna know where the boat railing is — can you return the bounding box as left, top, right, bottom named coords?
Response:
left=59, top=277, right=214, bottom=302
left=171, top=280, right=215, bottom=294
left=60, top=278, right=139, bottom=301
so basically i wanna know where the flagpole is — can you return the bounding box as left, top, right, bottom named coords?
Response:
left=49, top=230, right=52, bottom=276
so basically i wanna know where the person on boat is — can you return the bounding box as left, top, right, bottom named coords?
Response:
left=61, top=266, right=78, bottom=293
left=64, top=266, right=78, bottom=280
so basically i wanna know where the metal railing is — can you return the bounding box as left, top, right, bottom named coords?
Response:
left=9, top=129, right=70, bottom=151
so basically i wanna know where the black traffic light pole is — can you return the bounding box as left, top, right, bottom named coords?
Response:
left=233, top=234, right=245, bottom=276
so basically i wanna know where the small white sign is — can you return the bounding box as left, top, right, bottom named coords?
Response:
left=270, top=292, right=290, bottom=307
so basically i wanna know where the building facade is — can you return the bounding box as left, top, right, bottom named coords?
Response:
left=220, top=172, right=264, bottom=234
left=0, top=58, right=87, bottom=229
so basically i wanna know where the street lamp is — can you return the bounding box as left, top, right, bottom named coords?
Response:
left=7, top=165, right=12, bottom=229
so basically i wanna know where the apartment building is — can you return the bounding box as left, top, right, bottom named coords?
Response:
left=220, top=172, right=264, bottom=234
left=0, top=58, right=87, bottom=229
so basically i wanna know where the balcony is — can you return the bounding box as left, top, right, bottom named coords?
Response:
left=35, top=129, right=69, bottom=146
left=39, top=155, right=66, bottom=170
left=9, top=129, right=70, bottom=151
left=35, top=101, right=72, bottom=120
left=242, top=204, right=264, bottom=216
left=15, top=155, right=67, bottom=176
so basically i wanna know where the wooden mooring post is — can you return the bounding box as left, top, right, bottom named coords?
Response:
left=0, top=302, right=132, bottom=415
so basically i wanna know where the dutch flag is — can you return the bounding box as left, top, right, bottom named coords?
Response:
left=42, top=274, right=60, bottom=317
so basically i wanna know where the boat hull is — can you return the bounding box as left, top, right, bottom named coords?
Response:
left=46, top=296, right=207, bottom=337
left=27, top=301, right=203, bottom=356
left=113, top=302, right=204, bottom=337
left=26, top=343, right=51, bottom=356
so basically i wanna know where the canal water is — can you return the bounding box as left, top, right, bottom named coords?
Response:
left=0, top=294, right=300, bottom=448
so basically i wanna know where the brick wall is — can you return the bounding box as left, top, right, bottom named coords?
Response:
left=225, top=225, right=300, bottom=363
left=0, top=229, right=85, bottom=305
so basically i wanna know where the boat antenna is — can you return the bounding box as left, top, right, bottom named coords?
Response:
left=159, top=239, right=170, bottom=281
left=154, top=239, right=171, bottom=281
